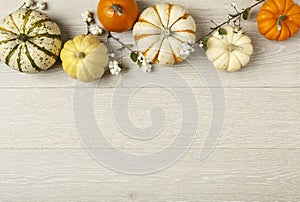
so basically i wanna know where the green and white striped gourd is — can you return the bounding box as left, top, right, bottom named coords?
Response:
left=0, top=9, right=62, bottom=73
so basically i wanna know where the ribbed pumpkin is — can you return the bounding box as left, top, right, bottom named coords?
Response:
left=97, top=0, right=139, bottom=33
left=133, top=3, right=196, bottom=65
left=0, top=9, right=62, bottom=73
left=60, top=34, right=109, bottom=82
left=206, top=26, right=254, bottom=72
left=257, top=0, right=300, bottom=41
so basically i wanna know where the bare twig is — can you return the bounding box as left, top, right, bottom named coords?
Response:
left=107, top=31, right=136, bottom=53
left=195, top=0, right=266, bottom=45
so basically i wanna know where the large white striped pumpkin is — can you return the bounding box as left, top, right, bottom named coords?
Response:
left=0, top=9, right=62, bottom=73
left=133, top=3, right=196, bottom=65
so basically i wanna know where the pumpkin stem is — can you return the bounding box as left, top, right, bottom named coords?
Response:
left=226, top=43, right=239, bottom=52
left=111, top=4, right=123, bottom=16
left=17, top=34, right=28, bottom=42
left=76, top=52, right=85, bottom=59
left=162, top=28, right=171, bottom=37
left=277, top=14, right=286, bottom=31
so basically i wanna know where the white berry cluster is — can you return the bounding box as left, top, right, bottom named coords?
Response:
left=22, top=0, right=34, bottom=7
left=22, top=0, right=46, bottom=10
left=234, top=28, right=244, bottom=35
left=137, top=54, right=152, bottom=73
left=109, top=61, right=122, bottom=75
left=217, top=33, right=224, bottom=39
left=108, top=53, right=122, bottom=75
left=231, top=0, right=237, bottom=8
left=89, top=24, right=103, bottom=35
left=180, top=41, right=195, bottom=59
left=36, top=1, right=46, bottom=10
left=81, top=11, right=93, bottom=23
left=81, top=11, right=103, bottom=35
left=199, top=41, right=204, bottom=48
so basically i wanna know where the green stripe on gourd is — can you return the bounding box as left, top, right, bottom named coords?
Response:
left=17, top=46, right=22, bottom=72
left=0, top=26, right=17, bottom=35
left=23, top=9, right=33, bottom=33
left=5, top=44, right=19, bottom=65
left=32, top=33, right=61, bottom=40
left=0, top=8, right=62, bottom=73
left=9, top=14, right=20, bottom=32
left=25, top=44, right=43, bottom=72
left=27, top=40, right=58, bottom=60
left=26, top=18, right=52, bottom=34
left=0, top=38, right=16, bottom=45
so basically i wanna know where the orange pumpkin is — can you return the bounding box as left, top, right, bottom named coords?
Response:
left=97, top=0, right=139, bottom=33
left=257, top=0, right=300, bottom=41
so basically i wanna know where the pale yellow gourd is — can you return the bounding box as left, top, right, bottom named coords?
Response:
left=206, top=26, right=254, bottom=72
left=133, top=2, right=196, bottom=65
left=60, top=34, right=109, bottom=82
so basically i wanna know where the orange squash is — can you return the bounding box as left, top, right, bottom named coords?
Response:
left=257, top=0, right=300, bottom=41
left=97, top=0, right=139, bottom=33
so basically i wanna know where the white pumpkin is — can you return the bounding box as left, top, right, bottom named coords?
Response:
left=0, top=9, right=62, bottom=73
left=60, top=34, right=109, bottom=82
left=206, top=26, right=254, bottom=72
left=133, top=3, right=196, bottom=65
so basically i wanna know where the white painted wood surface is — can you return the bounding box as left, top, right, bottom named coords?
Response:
left=1, top=0, right=300, bottom=201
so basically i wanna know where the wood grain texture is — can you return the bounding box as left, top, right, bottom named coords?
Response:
left=0, top=88, right=299, bottom=150
left=0, top=0, right=300, bottom=201
left=0, top=149, right=300, bottom=201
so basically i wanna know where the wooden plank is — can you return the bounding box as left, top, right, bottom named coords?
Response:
left=0, top=148, right=299, bottom=201
left=0, top=65, right=123, bottom=88
left=0, top=88, right=299, bottom=149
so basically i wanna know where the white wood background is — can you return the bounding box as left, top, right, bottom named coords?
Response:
left=1, top=0, right=300, bottom=201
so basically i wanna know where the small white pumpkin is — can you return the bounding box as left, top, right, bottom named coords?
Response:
left=60, top=34, right=109, bottom=82
left=0, top=9, right=62, bottom=73
left=133, top=2, right=196, bottom=65
left=206, top=26, right=254, bottom=72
